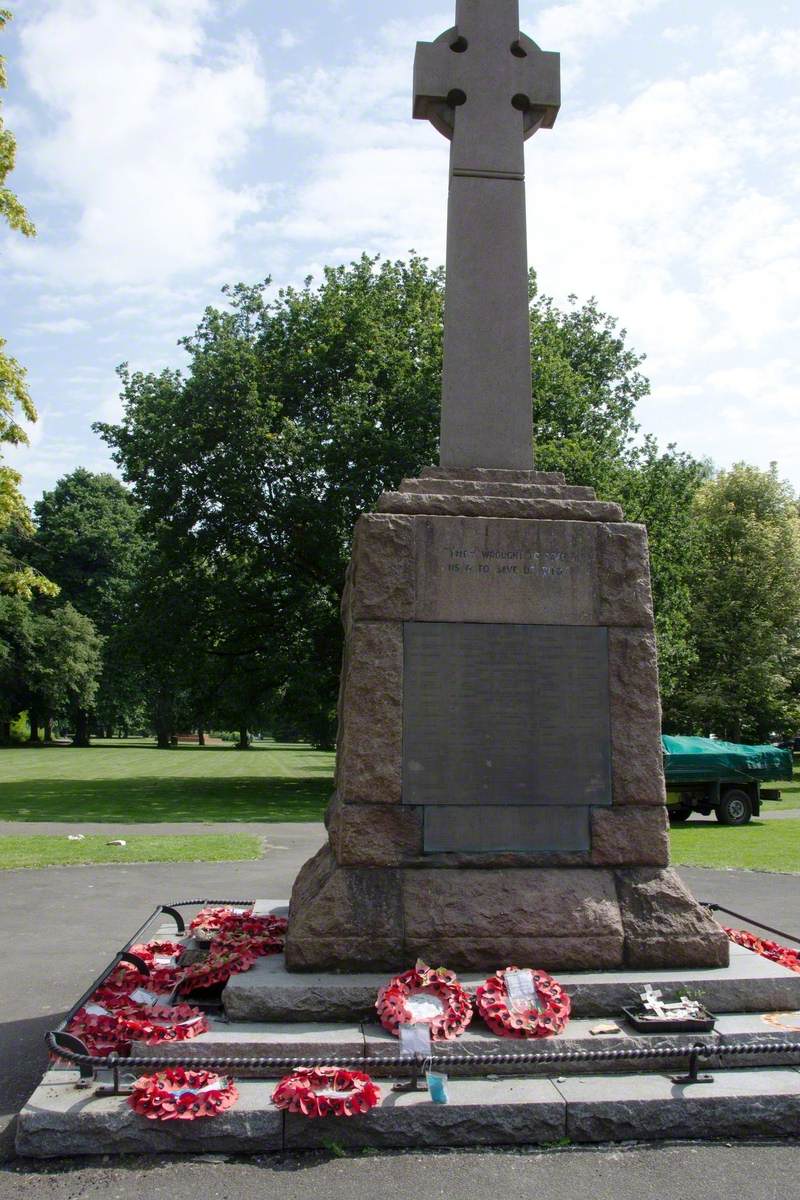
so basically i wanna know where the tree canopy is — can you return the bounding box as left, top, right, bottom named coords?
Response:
left=669, top=464, right=800, bottom=742
left=0, top=8, right=55, bottom=602
left=96, top=255, right=712, bottom=746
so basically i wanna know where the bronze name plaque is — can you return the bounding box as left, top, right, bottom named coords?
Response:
left=402, top=622, right=612, bottom=817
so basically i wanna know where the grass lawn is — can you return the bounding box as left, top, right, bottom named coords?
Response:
left=0, top=740, right=333, bottom=823
left=762, top=761, right=800, bottom=811
left=670, top=819, right=800, bottom=874
left=0, top=833, right=261, bottom=870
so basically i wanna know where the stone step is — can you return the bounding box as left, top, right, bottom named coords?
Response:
left=132, top=1012, right=800, bottom=1078
left=221, top=946, right=800, bottom=1023
left=17, top=1066, right=800, bottom=1157
left=399, top=478, right=597, bottom=500
left=419, top=466, right=567, bottom=485
left=376, top=491, right=623, bottom=522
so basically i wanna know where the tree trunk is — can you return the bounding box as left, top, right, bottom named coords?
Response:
left=28, top=705, right=41, bottom=745
left=198, top=727, right=206, bottom=747
left=154, top=690, right=173, bottom=748
left=72, top=708, right=91, bottom=748
left=1, top=720, right=11, bottom=745
left=43, top=715, right=54, bottom=744
left=236, top=725, right=249, bottom=750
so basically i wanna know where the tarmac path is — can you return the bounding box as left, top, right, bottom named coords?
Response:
left=1, top=821, right=798, bottom=1192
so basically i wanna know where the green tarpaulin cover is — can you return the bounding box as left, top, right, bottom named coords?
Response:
left=662, top=735, right=794, bottom=784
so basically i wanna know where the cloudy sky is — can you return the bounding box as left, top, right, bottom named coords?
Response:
left=2, top=0, right=799, bottom=503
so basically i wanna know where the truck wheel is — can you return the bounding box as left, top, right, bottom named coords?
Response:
left=716, top=790, right=753, bottom=826
left=669, top=807, right=692, bottom=823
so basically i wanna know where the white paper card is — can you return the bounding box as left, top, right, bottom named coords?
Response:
left=85, top=1003, right=112, bottom=1017
left=399, top=1022, right=432, bottom=1057
left=154, top=955, right=178, bottom=967
left=505, top=969, right=540, bottom=1013
left=171, top=1082, right=223, bottom=1099
left=130, top=988, right=158, bottom=1006
left=178, top=1016, right=204, bottom=1028
left=405, top=992, right=445, bottom=1022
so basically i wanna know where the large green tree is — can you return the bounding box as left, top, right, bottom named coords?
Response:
left=0, top=9, right=53, bottom=601
left=26, top=469, right=146, bottom=742
left=671, top=464, right=800, bottom=741
left=97, top=255, right=705, bottom=745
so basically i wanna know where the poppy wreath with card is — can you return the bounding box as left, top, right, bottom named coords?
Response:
left=118, top=1002, right=209, bottom=1046
left=724, top=928, right=800, bottom=973
left=129, top=1068, right=238, bottom=1121
left=475, top=967, right=572, bottom=1038
left=376, top=962, right=473, bottom=1041
left=67, top=996, right=208, bottom=1056
left=271, top=1067, right=381, bottom=1119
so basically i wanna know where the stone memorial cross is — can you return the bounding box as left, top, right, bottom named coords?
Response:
left=414, top=0, right=560, bottom=471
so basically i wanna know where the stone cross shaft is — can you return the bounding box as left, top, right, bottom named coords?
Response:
left=414, top=0, right=560, bottom=471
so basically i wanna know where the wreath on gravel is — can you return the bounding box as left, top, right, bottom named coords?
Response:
left=129, top=1067, right=238, bottom=1121
left=725, top=927, right=800, bottom=973
left=271, top=1067, right=381, bottom=1119
left=376, top=962, right=473, bottom=1041
left=474, top=967, right=571, bottom=1039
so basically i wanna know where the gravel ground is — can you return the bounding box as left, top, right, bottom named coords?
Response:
left=1, top=1143, right=798, bottom=1200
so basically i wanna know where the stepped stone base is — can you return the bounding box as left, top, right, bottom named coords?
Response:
left=286, top=847, right=728, bottom=972
left=226, top=939, right=800, bottom=1023
left=286, top=467, right=728, bottom=974
left=17, top=1068, right=800, bottom=1157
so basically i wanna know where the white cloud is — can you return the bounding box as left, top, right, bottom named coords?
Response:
left=9, top=0, right=269, bottom=287
left=661, top=24, right=700, bottom=45
left=31, top=317, right=90, bottom=334
left=277, top=28, right=300, bottom=50
left=529, top=0, right=668, bottom=61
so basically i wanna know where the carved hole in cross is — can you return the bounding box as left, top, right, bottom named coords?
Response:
left=510, top=40, right=527, bottom=58
left=448, top=88, right=467, bottom=107
left=511, top=93, right=531, bottom=112
left=450, top=36, right=468, bottom=52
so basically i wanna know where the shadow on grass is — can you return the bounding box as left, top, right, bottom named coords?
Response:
left=1, top=741, right=325, bottom=754
left=0, top=776, right=333, bottom=823
left=672, top=820, right=768, bottom=830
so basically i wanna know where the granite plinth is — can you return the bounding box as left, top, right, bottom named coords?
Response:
left=289, top=470, right=725, bottom=973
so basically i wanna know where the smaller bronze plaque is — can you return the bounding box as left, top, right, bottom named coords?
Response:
left=424, top=805, right=591, bottom=853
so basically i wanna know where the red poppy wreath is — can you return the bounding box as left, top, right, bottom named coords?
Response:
left=129, top=1068, right=238, bottom=1121
left=376, top=962, right=473, bottom=1041
left=725, top=927, right=800, bottom=974
left=271, top=1067, right=381, bottom=1119
left=475, top=967, right=571, bottom=1038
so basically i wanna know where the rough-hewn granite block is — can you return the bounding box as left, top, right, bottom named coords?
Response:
left=609, top=627, right=667, bottom=806
left=617, top=867, right=730, bottom=968
left=336, top=621, right=403, bottom=805
left=349, top=514, right=416, bottom=621
left=591, top=807, right=670, bottom=867
left=327, top=794, right=423, bottom=866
